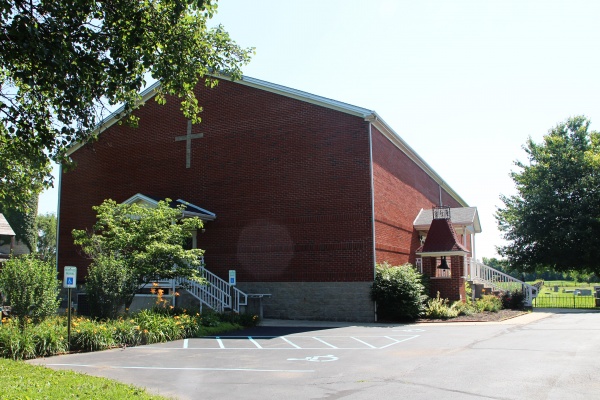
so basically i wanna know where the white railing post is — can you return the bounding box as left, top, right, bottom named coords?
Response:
left=175, top=265, right=248, bottom=313
left=470, top=259, right=537, bottom=307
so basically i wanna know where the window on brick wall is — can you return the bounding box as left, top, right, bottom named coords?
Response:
left=435, top=256, right=451, bottom=278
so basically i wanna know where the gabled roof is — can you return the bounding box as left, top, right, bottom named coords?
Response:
left=121, top=193, right=216, bottom=221
left=0, top=213, right=15, bottom=236
left=413, top=207, right=481, bottom=233
left=67, top=75, right=468, bottom=207
left=416, top=218, right=469, bottom=255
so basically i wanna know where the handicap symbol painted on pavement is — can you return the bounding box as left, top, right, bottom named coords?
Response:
left=287, top=355, right=339, bottom=362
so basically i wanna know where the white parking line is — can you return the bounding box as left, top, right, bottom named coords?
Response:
left=350, top=336, right=377, bottom=349
left=380, top=335, right=418, bottom=349
left=281, top=336, right=301, bottom=348
left=248, top=336, right=262, bottom=349
left=45, top=363, right=314, bottom=373
left=312, top=337, right=338, bottom=349
left=138, top=335, right=420, bottom=350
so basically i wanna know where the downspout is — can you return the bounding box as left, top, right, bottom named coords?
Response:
left=55, top=163, right=63, bottom=274
left=368, top=118, right=377, bottom=322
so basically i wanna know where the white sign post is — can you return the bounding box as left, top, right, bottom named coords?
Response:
left=63, top=266, right=77, bottom=351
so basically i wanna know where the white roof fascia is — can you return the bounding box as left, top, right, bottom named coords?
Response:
left=121, top=194, right=215, bottom=221
left=235, top=75, right=374, bottom=117
left=181, top=210, right=216, bottom=221
left=66, top=81, right=162, bottom=156
left=121, top=193, right=159, bottom=207
left=66, top=74, right=374, bottom=158
left=416, top=250, right=469, bottom=257
left=64, top=75, right=468, bottom=210
left=176, top=199, right=216, bottom=217
left=367, top=113, right=468, bottom=207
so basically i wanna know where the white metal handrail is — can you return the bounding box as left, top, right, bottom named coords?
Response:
left=176, top=266, right=247, bottom=313
left=467, top=258, right=538, bottom=306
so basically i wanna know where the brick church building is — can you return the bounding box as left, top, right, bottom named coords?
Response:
left=57, top=75, right=479, bottom=321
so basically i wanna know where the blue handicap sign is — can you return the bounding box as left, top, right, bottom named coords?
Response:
left=66, top=277, right=74, bottom=285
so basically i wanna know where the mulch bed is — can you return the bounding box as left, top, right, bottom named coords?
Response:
left=417, top=309, right=529, bottom=323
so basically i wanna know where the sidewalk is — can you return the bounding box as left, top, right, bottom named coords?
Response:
left=260, top=308, right=599, bottom=328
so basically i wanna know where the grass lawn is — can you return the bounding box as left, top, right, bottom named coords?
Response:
left=0, top=358, right=170, bottom=399
left=530, top=280, right=599, bottom=308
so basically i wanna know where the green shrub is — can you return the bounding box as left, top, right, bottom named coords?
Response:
left=450, top=300, right=477, bottom=316
left=0, top=255, right=59, bottom=323
left=424, top=293, right=459, bottom=319
left=476, top=295, right=502, bottom=312
left=85, top=255, right=138, bottom=320
left=501, top=290, right=526, bottom=310
left=372, top=262, right=428, bottom=321
left=218, top=312, right=260, bottom=327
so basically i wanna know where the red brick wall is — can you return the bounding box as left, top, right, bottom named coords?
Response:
left=58, top=79, right=374, bottom=283
left=371, top=126, right=463, bottom=267
left=422, top=255, right=466, bottom=302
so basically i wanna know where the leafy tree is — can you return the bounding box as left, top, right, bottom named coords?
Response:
left=0, top=254, right=60, bottom=323
left=496, top=116, right=600, bottom=275
left=36, top=213, right=57, bottom=262
left=0, top=0, right=253, bottom=211
left=371, top=262, right=428, bottom=321
left=72, top=199, right=206, bottom=316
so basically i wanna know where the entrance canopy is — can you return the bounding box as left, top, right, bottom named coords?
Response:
left=122, top=193, right=216, bottom=221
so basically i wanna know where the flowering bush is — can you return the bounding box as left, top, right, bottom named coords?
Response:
left=0, top=308, right=258, bottom=360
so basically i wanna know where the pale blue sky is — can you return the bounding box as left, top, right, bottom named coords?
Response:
left=38, top=0, right=600, bottom=260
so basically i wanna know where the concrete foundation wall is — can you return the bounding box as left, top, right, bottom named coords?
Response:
left=237, top=281, right=375, bottom=322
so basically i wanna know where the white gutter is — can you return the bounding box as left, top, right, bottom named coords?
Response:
left=65, top=75, right=468, bottom=208
left=364, top=112, right=468, bottom=207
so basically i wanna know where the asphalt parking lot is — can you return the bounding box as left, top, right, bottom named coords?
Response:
left=28, top=309, right=600, bottom=400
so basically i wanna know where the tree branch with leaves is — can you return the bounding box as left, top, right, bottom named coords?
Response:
left=0, top=0, right=253, bottom=211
